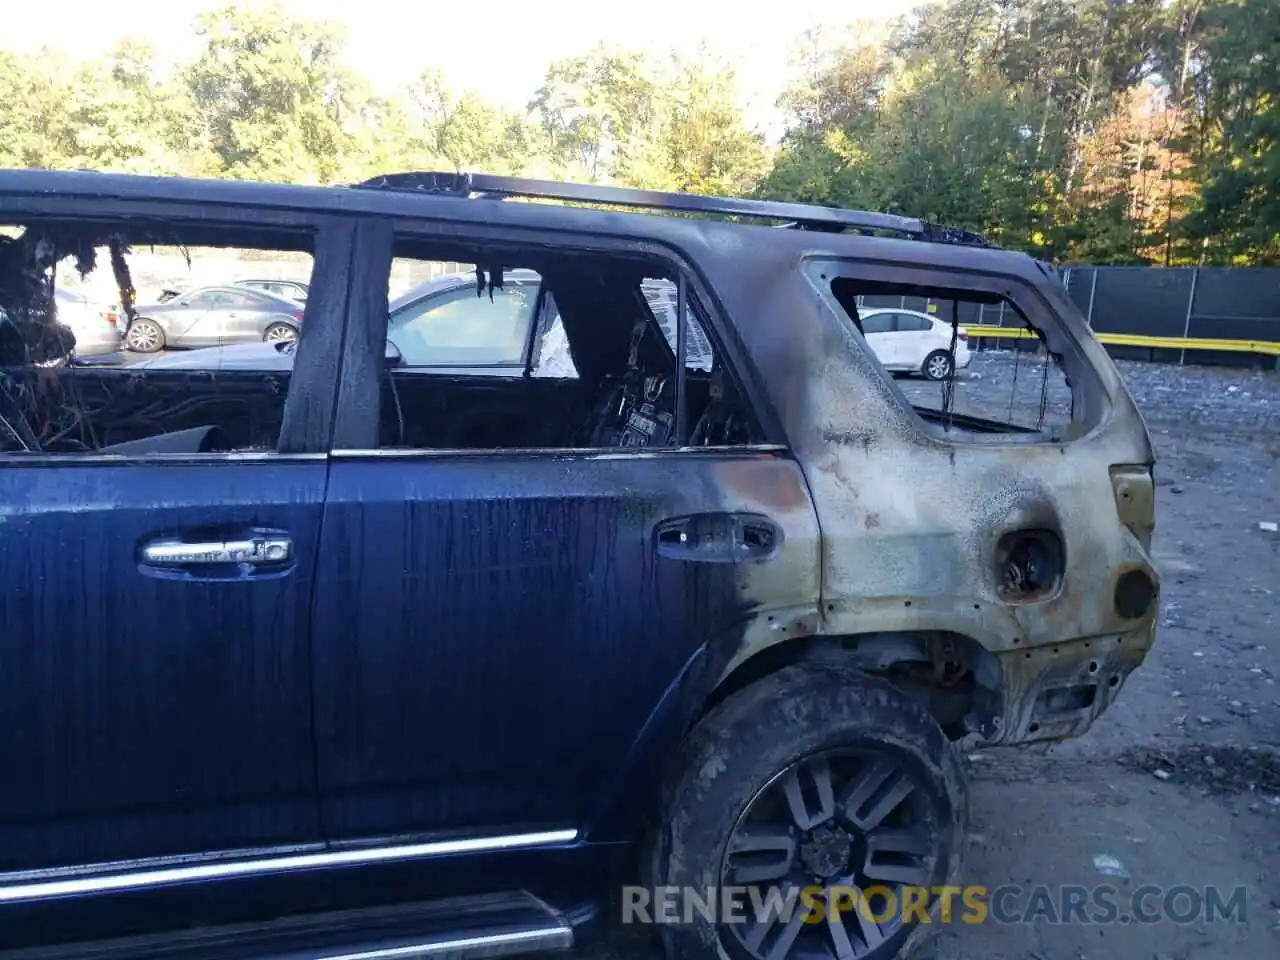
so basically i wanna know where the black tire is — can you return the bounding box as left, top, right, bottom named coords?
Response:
left=125, top=318, right=164, bottom=353
left=921, top=350, right=954, bottom=381
left=654, top=662, right=968, bottom=960
left=263, top=322, right=298, bottom=344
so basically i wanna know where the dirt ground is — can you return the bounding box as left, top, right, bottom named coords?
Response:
left=583, top=352, right=1280, bottom=960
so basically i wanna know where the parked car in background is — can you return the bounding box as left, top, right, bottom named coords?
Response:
left=135, top=272, right=720, bottom=377
left=235, top=278, right=309, bottom=303
left=133, top=271, right=542, bottom=372
left=0, top=289, right=118, bottom=365
left=55, top=287, right=124, bottom=359
left=859, top=306, right=971, bottom=379
left=124, top=284, right=305, bottom=352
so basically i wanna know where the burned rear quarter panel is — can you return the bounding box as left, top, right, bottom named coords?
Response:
left=686, top=231, right=1160, bottom=746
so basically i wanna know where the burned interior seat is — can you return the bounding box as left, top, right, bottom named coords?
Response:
left=542, top=267, right=678, bottom=449
left=689, top=362, right=741, bottom=447
left=581, top=313, right=677, bottom=448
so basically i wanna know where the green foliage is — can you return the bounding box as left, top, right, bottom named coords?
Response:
left=0, top=0, right=1274, bottom=264
left=763, top=0, right=1277, bottom=264
left=527, top=45, right=768, bottom=193
left=1175, top=0, right=1279, bottom=263
left=0, top=49, right=78, bottom=170
left=185, top=2, right=358, bottom=183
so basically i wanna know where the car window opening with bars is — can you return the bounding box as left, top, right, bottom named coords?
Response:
left=829, top=277, right=1076, bottom=438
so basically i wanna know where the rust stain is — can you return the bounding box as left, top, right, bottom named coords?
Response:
left=715, top=458, right=808, bottom=511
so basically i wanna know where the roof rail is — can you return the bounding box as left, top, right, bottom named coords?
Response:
left=352, top=171, right=993, bottom=248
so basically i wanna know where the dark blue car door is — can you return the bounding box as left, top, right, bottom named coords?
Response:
left=309, top=222, right=820, bottom=847
left=0, top=209, right=352, bottom=876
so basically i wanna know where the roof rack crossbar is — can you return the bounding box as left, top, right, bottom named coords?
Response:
left=353, top=171, right=992, bottom=247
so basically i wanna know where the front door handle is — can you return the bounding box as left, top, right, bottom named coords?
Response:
left=141, top=535, right=292, bottom=566
left=655, top=513, right=781, bottom=563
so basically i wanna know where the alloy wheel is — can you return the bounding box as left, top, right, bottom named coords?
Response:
left=126, top=320, right=161, bottom=352
left=719, top=747, right=943, bottom=960
left=925, top=353, right=953, bottom=380
left=264, top=324, right=298, bottom=344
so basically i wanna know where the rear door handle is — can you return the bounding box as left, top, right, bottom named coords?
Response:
left=138, top=530, right=295, bottom=581
left=655, top=513, right=781, bottom=563
left=141, top=536, right=292, bottom=566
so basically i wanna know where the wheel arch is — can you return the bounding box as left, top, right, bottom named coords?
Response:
left=584, top=625, right=1004, bottom=846
left=702, top=631, right=1005, bottom=740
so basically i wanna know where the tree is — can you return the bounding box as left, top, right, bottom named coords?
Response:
left=65, top=40, right=212, bottom=176
left=1175, top=0, right=1279, bottom=263
left=529, top=46, right=767, bottom=192
left=410, top=71, right=547, bottom=176
left=0, top=50, right=78, bottom=170
left=662, top=54, right=769, bottom=195
left=529, top=48, right=667, bottom=183
left=2, top=0, right=1274, bottom=266
left=764, top=27, right=1049, bottom=249
left=184, top=1, right=360, bottom=183
left=759, top=24, right=888, bottom=208
left=761, top=0, right=1276, bottom=264
left=866, top=59, right=1049, bottom=247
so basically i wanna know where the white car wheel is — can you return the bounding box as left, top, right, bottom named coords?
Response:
left=923, top=349, right=954, bottom=380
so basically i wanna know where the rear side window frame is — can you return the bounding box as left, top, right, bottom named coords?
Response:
left=804, top=256, right=1113, bottom=445
left=0, top=192, right=356, bottom=461
left=897, top=312, right=934, bottom=332
left=330, top=213, right=788, bottom=453
left=859, top=311, right=895, bottom=335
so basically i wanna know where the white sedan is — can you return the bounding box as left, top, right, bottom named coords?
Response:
left=859, top=307, right=972, bottom=380
left=55, top=288, right=124, bottom=358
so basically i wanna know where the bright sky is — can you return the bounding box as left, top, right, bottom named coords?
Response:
left=5, top=0, right=918, bottom=128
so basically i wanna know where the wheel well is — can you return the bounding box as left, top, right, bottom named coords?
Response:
left=699, top=631, right=1003, bottom=740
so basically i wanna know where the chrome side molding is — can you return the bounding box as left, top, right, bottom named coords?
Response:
left=0, top=829, right=579, bottom=904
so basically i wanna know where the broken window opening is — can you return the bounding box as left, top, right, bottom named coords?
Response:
left=0, top=218, right=315, bottom=457
left=833, top=278, right=1076, bottom=439
left=375, top=239, right=754, bottom=452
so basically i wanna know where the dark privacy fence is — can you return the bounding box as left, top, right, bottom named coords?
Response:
left=856, top=266, right=1280, bottom=368
left=1059, top=266, right=1279, bottom=366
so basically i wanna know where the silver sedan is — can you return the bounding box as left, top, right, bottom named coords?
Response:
left=124, top=285, right=305, bottom=353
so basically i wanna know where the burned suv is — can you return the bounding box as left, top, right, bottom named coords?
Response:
left=0, top=170, right=1158, bottom=960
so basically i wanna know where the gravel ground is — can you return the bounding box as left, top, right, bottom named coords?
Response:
left=909, top=352, right=1280, bottom=959
left=581, top=352, right=1280, bottom=960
